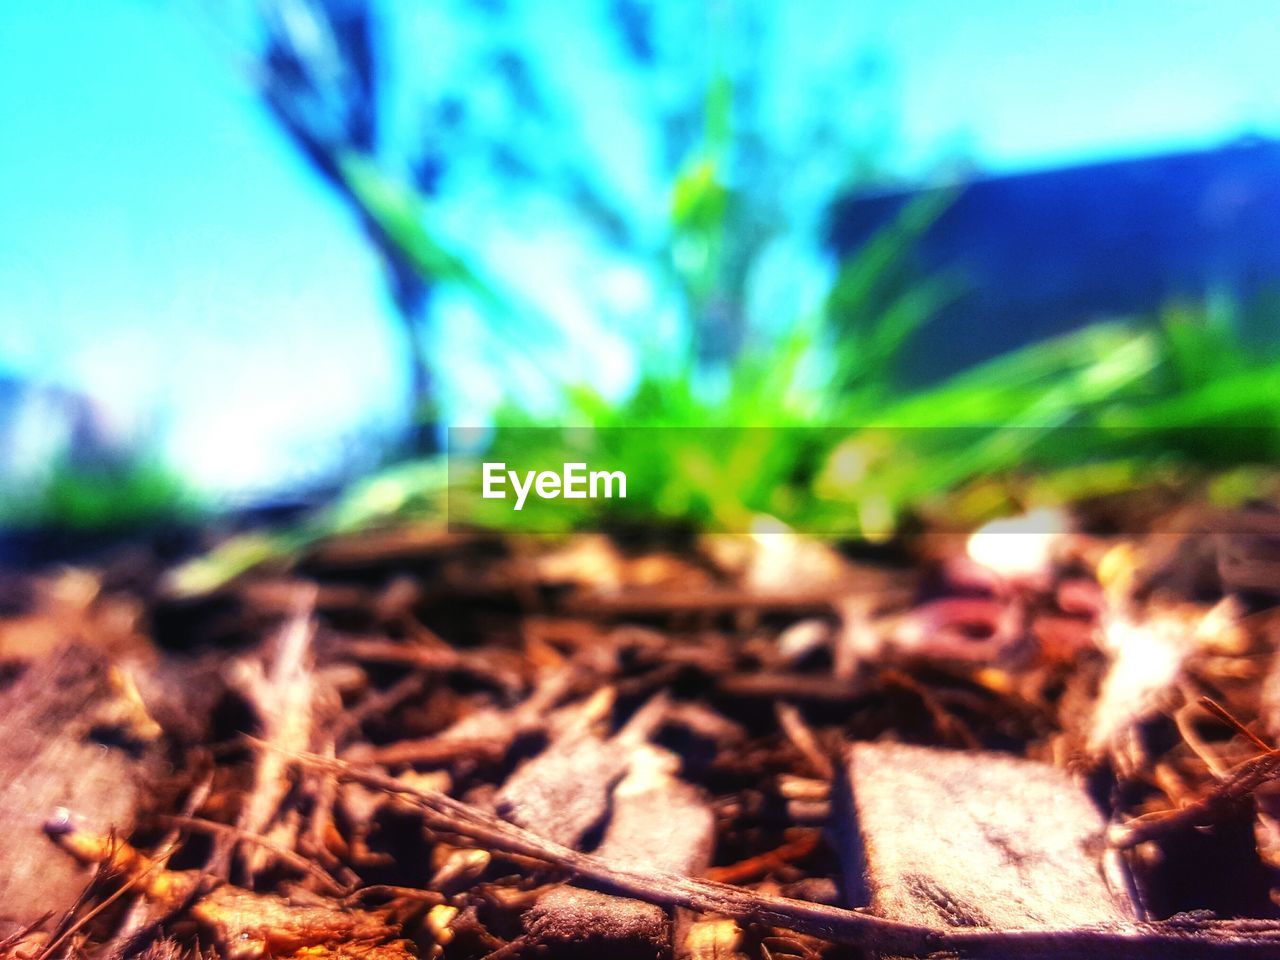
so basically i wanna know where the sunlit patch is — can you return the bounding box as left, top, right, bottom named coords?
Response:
left=966, top=506, right=1069, bottom=579
left=815, top=436, right=892, bottom=500
left=748, top=513, right=791, bottom=538
left=858, top=493, right=895, bottom=544
left=743, top=514, right=847, bottom=589
left=1089, top=610, right=1189, bottom=763
left=360, top=475, right=412, bottom=517
left=1096, top=541, right=1140, bottom=602
left=1089, top=598, right=1243, bottom=772
left=824, top=440, right=873, bottom=489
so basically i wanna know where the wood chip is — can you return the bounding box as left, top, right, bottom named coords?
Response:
left=494, top=692, right=668, bottom=848
left=0, top=647, right=164, bottom=936
left=840, top=742, right=1136, bottom=952
left=494, top=734, right=630, bottom=847
left=526, top=746, right=716, bottom=959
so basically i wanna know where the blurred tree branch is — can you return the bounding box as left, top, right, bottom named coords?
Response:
left=252, top=0, right=444, bottom=451
left=213, top=0, right=914, bottom=440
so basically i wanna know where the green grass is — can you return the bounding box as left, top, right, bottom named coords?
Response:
left=0, top=454, right=195, bottom=534
left=169, top=80, right=1280, bottom=590
left=173, top=213, right=1280, bottom=595
left=172, top=290, right=1280, bottom=598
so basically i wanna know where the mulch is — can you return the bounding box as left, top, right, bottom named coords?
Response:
left=4, top=506, right=1280, bottom=959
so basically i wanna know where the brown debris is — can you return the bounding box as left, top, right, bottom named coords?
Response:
left=281, top=746, right=1280, bottom=958
left=227, top=594, right=329, bottom=877
left=1112, top=698, right=1280, bottom=850
left=12, top=508, right=1280, bottom=958
left=49, top=823, right=414, bottom=960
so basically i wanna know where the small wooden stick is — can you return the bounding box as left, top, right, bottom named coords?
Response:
left=705, top=832, right=821, bottom=885
left=157, top=815, right=347, bottom=896
left=271, top=743, right=1280, bottom=958
left=475, top=934, right=530, bottom=960
left=38, top=835, right=173, bottom=960
left=774, top=703, right=834, bottom=781
left=1199, top=696, right=1274, bottom=753
left=1110, top=753, right=1280, bottom=848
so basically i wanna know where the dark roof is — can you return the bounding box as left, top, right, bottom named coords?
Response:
left=828, top=138, right=1280, bottom=383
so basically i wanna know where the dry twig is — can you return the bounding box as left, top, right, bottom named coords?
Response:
left=279, top=745, right=1280, bottom=959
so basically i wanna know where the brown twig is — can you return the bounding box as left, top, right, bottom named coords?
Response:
left=716, top=673, right=869, bottom=703
left=475, top=934, right=530, bottom=960
left=343, top=885, right=446, bottom=906
left=1111, top=697, right=1280, bottom=848
left=338, top=638, right=522, bottom=691
left=774, top=703, right=834, bottom=781
left=1, top=913, right=53, bottom=960
left=565, top=587, right=856, bottom=617
left=1199, top=696, right=1274, bottom=753
left=158, top=815, right=348, bottom=895
left=358, top=736, right=509, bottom=767
left=705, top=832, right=822, bottom=885
left=331, top=672, right=429, bottom=745
left=273, top=744, right=1280, bottom=958
left=38, top=835, right=171, bottom=960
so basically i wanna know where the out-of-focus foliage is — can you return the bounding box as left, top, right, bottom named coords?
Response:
left=1099, top=299, right=1280, bottom=457
left=167, top=459, right=448, bottom=596
left=212, top=0, right=919, bottom=433
left=0, top=455, right=193, bottom=532
left=213, top=0, right=968, bottom=489
left=163, top=1, right=1280, bottom=590
left=442, top=303, right=1280, bottom=540
left=173, top=294, right=1280, bottom=597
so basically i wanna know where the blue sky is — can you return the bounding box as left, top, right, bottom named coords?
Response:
left=866, top=0, right=1280, bottom=171
left=0, top=0, right=399, bottom=494
left=3, top=0, right=1280, bottom=495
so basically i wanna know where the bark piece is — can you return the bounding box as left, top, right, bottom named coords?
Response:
left=526, top=891, right=671, bottom=959
left=493, top=691, right=666, bottom=847
left=841, top=742, right=1136, bottom=949
left=526, top=746, right=716, bottom=959
left=0, top=646, right=164, bottom=936
left=494, top=733, right=629, bottom=847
